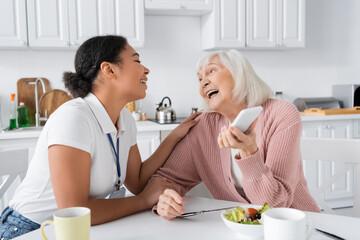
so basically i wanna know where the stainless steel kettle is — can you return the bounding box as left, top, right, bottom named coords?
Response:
left=155, top=96, right=176, bottom=123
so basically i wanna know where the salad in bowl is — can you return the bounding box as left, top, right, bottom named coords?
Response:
left=221, top=203, right=271, bottom=240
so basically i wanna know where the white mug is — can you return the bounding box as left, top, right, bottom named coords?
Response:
left=41, top=207, right=91, bottom=240
left=263, top=208, right=312, bottom=240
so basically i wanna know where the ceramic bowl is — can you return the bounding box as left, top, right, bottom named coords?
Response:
left=221, top=207, right=264, bottom=240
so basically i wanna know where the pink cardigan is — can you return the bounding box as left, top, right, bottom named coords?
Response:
left=152, top=99, right=320, bottom=212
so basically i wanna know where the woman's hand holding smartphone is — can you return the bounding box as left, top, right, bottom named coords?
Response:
left=218, top=106, right=262, bottom=158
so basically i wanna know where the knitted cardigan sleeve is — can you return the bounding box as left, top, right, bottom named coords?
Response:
left=150, top=133, right=202, bottom=196
left=236, top=120, right=303, bottom=208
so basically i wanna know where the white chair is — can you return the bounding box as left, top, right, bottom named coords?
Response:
left=0, top=148, right=28, bottom=211
left=300, top=138, right=360, bottom=217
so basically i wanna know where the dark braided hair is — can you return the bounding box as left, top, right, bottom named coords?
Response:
left=63, top=35, right=128, bottom=98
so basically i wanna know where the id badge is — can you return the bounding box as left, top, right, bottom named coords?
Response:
left=109, top=186, right=126, bottom=199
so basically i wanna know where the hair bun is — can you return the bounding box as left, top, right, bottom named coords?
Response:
left=63, top=71, right=91, bottom=98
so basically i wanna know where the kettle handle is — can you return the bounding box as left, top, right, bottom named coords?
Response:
left=160, top=96, right=172, bottom=107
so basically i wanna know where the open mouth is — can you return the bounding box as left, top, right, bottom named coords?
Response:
left=206, top=89, right=219, bottom=99
left=140, top=79, right=147, bottom=85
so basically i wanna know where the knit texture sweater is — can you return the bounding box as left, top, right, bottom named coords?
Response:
left=152, top=99, right=320, bottom=212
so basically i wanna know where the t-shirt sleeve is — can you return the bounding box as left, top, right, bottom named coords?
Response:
left=47, top=109, right=92, bottom=154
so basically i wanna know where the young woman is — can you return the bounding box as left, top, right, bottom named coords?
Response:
left=0, top=35, right=200, bottom=239
left=152, top=49, right=320, bottom=220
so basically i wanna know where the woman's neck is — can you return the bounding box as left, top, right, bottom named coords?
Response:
left=219, top=103, right=247, bottom=123
left=92, top=91, right=127, bottom=125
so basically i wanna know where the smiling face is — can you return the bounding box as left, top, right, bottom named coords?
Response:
left=198, top=56, right=236, bottom=113
left=113, top=44, right=149, bottom=100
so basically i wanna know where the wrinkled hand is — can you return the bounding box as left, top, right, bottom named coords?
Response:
left=139, top=178, right=175, bottom=209
left=218, top=120, right=258, bottom=159
left=157, top=189, right=185, bottom=220
left=169, top=112, right=202, bottom=142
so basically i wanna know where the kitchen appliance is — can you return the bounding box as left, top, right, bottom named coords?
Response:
left=293, top=97, right=341, bottom=112
left=155, top=96, right=176, bottom=123
left=332, top=84, right=360, bottom=108
left=149, top=117, right=187, bottom=125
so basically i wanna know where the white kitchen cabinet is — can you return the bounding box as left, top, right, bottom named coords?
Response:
left=201, top=0, right=305, bottom=49
left=0, top=0, right=28, bottom=48
left=277, top=0, right=305, bottom=47
left=0, top=136, right=39, bottom=211
left=27, top=0, right=70, bottom=47
left=302, top=119, right=355, bottom=208
left=247, top=0, right=305, bottom=48
left=68, top=0, right=114, bottom=47
left=137, top=131, right=160, bottom=160
left=114, top=0, right=145, bottom=48
left=201, top=0, right=246, bottom=49
left=145, top=0, right=212, bottom=15
left=26, top=0, right=144, bottom=48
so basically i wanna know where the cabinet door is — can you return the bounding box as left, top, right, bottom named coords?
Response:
left=114, top=0, right=144, bottom=48
left=68, top=0, right=114, bottom=47
left=0, top=138, right=38, bottom=211
left=277, top=0, right=305, bottom=47
left=0, top=0, right=27, bottom=48
left=321, top=120, right=354, bottom=207
left=145, top=0, right=212, bottom=15
left=246, top=0, right=277, bottom=47
left=301, top=121, right=322, bottom=193
left=353, top=119, right=360, bottom=138
left=27, top=0, right=70, bottom=47
left=136, top=131, right=160, bottom=160
left=302, top=120, right=354, bottom=208
left=201, top=0, right=246, bottom=49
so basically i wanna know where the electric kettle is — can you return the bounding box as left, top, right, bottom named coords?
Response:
left=155, top=96, right=176, bottom=123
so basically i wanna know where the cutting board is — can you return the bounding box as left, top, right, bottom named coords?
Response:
left=302, top=107, right=360, bottom=115
left=39, top=89, right=72, bottom=118
left=17, top=78, right=50, bottom=125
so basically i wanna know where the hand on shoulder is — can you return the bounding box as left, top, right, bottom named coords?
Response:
left=170, top=112, right=202, bottom=142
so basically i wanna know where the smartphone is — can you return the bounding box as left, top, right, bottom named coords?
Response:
left=230, top=106, right=263, bottom=132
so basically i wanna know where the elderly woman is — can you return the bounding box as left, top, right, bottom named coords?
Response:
left=153, top=49, right=320, bottom=220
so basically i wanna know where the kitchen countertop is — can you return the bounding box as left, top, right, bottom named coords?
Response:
left=2, top=114, right=360, bottom=140
left=301, top=113, right=360, bottom=121
left=0, top=121, right=179, bottom=140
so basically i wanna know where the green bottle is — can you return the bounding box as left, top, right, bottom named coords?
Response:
left=9, top=93, right=17, bottom=130
left=18, top=101, right=30, bottom=127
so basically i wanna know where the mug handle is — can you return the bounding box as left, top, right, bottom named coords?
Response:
left=41, top=220, right=54, bottom=240
left=306, top=217, right=314, bottom=239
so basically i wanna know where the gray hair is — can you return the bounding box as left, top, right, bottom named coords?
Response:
left=196, top=49, right=272, bottom=108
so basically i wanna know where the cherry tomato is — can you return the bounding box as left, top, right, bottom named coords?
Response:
left=248, top=208, right=258, bottom=219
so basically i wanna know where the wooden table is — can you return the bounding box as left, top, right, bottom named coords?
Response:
left=15, top=196, right=360, bottom=240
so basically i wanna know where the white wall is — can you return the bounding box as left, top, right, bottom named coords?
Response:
left=1, top=0, right=359, bottom=127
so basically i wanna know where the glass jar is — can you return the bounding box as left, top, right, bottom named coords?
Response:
left=272, top=91, right=284, bottom=100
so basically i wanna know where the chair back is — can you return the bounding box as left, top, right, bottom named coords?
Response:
left=300, top=138, right=360, bottom=217
left=0, top=148, right=28, bottom=210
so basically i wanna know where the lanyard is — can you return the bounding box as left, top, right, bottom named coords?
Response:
left=107, top=133, right=121, bottom=190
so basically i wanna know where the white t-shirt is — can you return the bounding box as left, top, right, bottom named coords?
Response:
left=9, top=93, right=137, bottom=224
